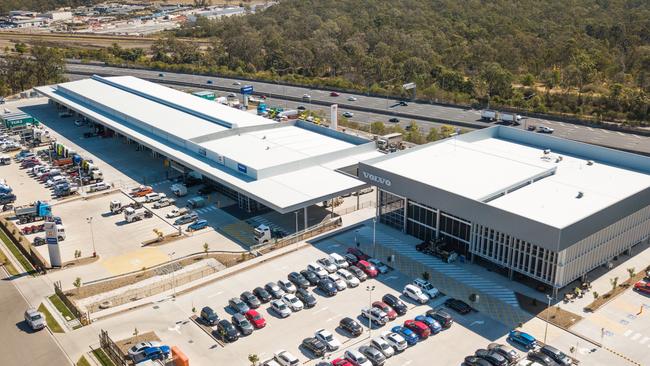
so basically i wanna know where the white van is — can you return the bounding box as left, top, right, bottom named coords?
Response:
left=144, top=192, right=165, bottom=202
left=329, top=253, right=349, bottom=268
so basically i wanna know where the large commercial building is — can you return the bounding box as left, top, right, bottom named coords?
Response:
left=36, top=75, right=381, bottom=222
left=359, top=126, right=650, bottom=294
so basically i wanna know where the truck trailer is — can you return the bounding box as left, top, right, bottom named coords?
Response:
left=480, top=110, right=498, bottom=122
left=14, top=201, right=52, bottom=224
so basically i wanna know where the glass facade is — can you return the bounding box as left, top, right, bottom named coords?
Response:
left=378, top=190, right=405, bottom=231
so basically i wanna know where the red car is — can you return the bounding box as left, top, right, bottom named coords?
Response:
left=372, top=301, right=397, bottom=320
left=331, top=358, right=353, bottom=366
left=330, top=92, right=340, bottom=97
left=356, top=260, right=378, bottom=278
left=634, top=281, right=650, bottom=295
left=404, top=319, right=431, bottom=340
left=244, top=309, right=266, bottom=329
left=347, top=247, right=370, bottom=261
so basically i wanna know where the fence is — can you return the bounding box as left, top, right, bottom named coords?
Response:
left=54, top=280, right=90, bottom=325
left=0, top=218, right=48, bottom=273
left=333, top=200, right=374, bottom=216
left=253, top=217, right=343, bottom=253
left=99, top=329, right=128, bottom=366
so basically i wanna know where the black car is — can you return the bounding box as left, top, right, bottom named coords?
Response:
left=317, top=278, right=338, bottom=297
left=389, top=117, right=400, bottom=123
left=301, top=337, right=327, bottom=357
left=295, top=288, right=318, bottom=308
left=300, top=269, right=320, bottom=286
left=200, top=306, right=219, bottom=326
left=382, top=293, right=407, bottom=315
left=426, top=309, right=453, bottom=328
left=240, top=291, right=261, bottom=309
left=475, top=349, right=507, bottom=366
left=464, top=356, right=491, bottom=366
left=265, top=282, right=285, bottom=299
left=253, top=286, right=273, bottom=303
left=399, top=101, right=408, bottom=106
left=445, top=298, right=472, bottom=314
left=528, top=352, right=558, bottom=366
left=540, top=345, right=571, bottom=366
left=288, top=272, right=310, bottom=289
left=228, top=297, right=250, bottom=314
left=297, top=105, right=307, bottom=111
left=339, top=317, right=363, bottom=337
left=215, top=319, right=239, bottom=342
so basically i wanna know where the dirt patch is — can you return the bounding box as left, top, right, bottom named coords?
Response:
left=517, top=292, right=583, bottom=328
left=115, top=331, right=160, bottom=355
left=584, top=269, right=649, bottom=312
left=141, top=232, right=184, bottom=246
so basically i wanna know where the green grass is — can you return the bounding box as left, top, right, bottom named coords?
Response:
left=0, top=247, right=18, bottom=275
left=0, top=228, right=35, bottom=273
left=76, top=355, right=91, bottom=366
left=37, top=303, right=63, bottom=333
left=48, top=294, right=76, bottom=321
left=92, top=349, right=116, bottom=366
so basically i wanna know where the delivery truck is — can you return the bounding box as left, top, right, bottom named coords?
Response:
left=14, top=201, right=52, bottom=223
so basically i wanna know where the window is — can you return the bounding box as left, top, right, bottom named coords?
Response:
left=379, top=190, right=405, bottom=231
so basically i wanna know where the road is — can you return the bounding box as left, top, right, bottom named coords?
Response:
left=65, top=63, right=650, bottom=155
left=0, top=270, right=72, bottom=366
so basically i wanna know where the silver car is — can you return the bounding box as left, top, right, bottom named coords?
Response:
left=24, top=308, right=45, bottom=331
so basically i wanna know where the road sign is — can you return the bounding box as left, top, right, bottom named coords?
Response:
left=240, top=85, right=254, bottom=95
left=46, top=237, right=58, bottom=245
left=402, top=82, right=416, bottom=90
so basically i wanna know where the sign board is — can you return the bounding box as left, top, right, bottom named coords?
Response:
left=46, top=237, right=58, bottom=245
left=330, top=104, right=338, bottom=130
left=402, top=82, right=416, bottom=90
left=240, top=85, right=254, bottom=95
left=216, top=154, right=225, bottom=165
left=237, top=163, right=247, bottom=173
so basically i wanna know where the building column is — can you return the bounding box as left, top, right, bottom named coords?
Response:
left=435, top=209, right=441, bottom=239
left=402, top=197, right=408, bottom=233
left=507, top=235, right=514, bottom=280
left=303, top=206, right=308, bottom=230
left=356, top=192, right=360, bottom=210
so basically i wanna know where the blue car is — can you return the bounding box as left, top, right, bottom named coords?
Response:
left=391, top=325, right=419, bottom=346
left=508, top=330, right=537, bottom=349
left=134, top=345, right=170, bottom=363
left=415, top=315, right=442, bottom=334
left=187, top=219, right=208, bottom=232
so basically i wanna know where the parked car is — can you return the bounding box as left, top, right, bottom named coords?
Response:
left=487, top=343, right=520, bottom=364
left=302, top=337, right=327, bottom=357
left=278, top=279, right=297, bottom=294
left=300, top=269, right=320, bottom=286
left=344, top=349, right=372, bottom=366
left=317, top=257, right=338, bottom=273
left=153, top=197, right=175, bottom=209
left=359, top=345, right=386, bottom=366
left=245, top=309, right=266, bottom=329
left=344, top=253, right=359, bottom=265
left=403, top=320, right=431, bottom=340
left=265, top=282, right=286, bottom=299
left=270, top=299, right=292, bottom=318
left=24, top=308, right=46, bottom=331
left=288, top=272, right=310, bottom=289
left=336, top=268, right=360, bottom=288
left=527, top=352, right=557, bottom=366
left=368, top=258, right=389, bottom=274
left=329, top=253, right=349, bottom=268
left=444, top=298, right=472, bottom=314
left=253, top=286, right=273, bottom=303
left=317, top=278, right=338, bottom=297
left=128, top=341, right=163, bottom=358
left=274, top=350, right=299, bottom=366
left=475, top=349, right=508, bottom=366
left=348, top=265, right=368, bottom=282
left=412, top=278, right=440, bottom=298
left=281, top=293, right=304, bottom=312
left=174, top=212, right=198, bottom=225
left=200, top=306, right=219, bottom=325
left=307, top=262, right=328, bottom=278
left=228, top=297, right=250, bottom=314
left=231, top=313, right=254, bottom=336
left=356, top=260, right=378, bottom=278
left=361, top=307, right=389, bottom=326
left=380, top=331, right=407, bottom=353
left=508, top=330, right=537, bottom=349
left=339, top=317, right=363, bottom=337
left=240, top=291, right=261, bottom=309
left=295, top=288, right=317, bottom=308
left=633, top=281, right=650, bottom=295
left=540, top=345, right=571, bottom=366
left=464, top=356, right=492, bottom=366
left=370, top=337, right=395, bottom=358
left=426, top=309, right=454, bottom=328
left=187, top=219, right=209, bottom=232
left=382, top=294, right=408, bottom=315
left=371, top=301, right=396, bottom=321
left=414, top=315, right=441, bottom=334
left=347, top=247, right=369, bottom=260
left=132, top=345, right=170, bottom=363
left=315, top=328, right=341, bottom=351
left=327, top=273, right=347, bottom=291
left=390, top=325, right=419, bottom=346
left=403, top=284, right=430, bottom=304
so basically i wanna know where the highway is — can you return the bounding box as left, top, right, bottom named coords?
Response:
left=65, top=63, right=650, bottom=155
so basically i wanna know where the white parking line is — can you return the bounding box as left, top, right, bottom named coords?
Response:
left=207, top=291, right=223, bottom=298
left=313, top=307, right=329, bottom=315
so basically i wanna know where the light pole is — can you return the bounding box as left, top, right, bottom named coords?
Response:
left=168, top=251, right=177, bottom=299
left=366, top=285, right=375, bottom=339
left=543, top=294, right=552, bottom=343
left=86, top=216, right=96, bottom=257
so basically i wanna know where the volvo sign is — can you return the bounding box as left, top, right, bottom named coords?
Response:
left=362, top=172, right=392, bottom=187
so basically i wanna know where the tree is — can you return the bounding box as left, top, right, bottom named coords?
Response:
left=627, top=267, right=635, bottom=279
left=248, top=354, right=259, bottom=366
left=592, top=291, right=599, bottom=300
left=610, top=277, right=619, bottom=292
left=480, top=62, right=513, bottom=99
left=203, top=243, right=209, bottom=257
left=14, top=43, right=27, bottom=54
left=426, top=127, right=440, bottom=142
left=73, top=277, right=82, bottom=295
left=404, top=122, right=425, bottom=144
left=521, top=73, right=535, bottom=87
left=370, top=121, right=386, bottom=135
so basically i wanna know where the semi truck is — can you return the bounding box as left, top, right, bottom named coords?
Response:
left=124, top=207, right=153, bottom=223
left=14, top=201, right=52, bottom=223
left=253, top=224, right=286, bottom=245
left=110, top=200, right=143, bottom=214
left=500, top=113, right=522, bottom=125
left=377, top=133, right=403, bottom=152
left=480, top=110, right=498, bottom=121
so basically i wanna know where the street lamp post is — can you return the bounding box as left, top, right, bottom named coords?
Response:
left=86, top=216, right=96, bottom=257
left=366, top=285, right=375, bottom=339
left=543, top=294, right=552, bottom=343
left=168, top=251, right=177, bottom=299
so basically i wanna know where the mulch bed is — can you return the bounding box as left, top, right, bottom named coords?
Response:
left=517, top=292, right=583, bottom=328
left=584, top=269, right=649, bottom=312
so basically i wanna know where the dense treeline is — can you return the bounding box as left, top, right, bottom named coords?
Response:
left=0, top=0, right=97, bottom=14
left=166, top=0, right=649, bottom=124
left=0, top=45, right=66, bottom=96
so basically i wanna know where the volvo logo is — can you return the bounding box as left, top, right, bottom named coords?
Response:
left=362, top=172, right=391, bottom=186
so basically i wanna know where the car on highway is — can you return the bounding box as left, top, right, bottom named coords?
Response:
left=327, top=273, right=347, bottom=291
left=228, top=297, right=250, bottom=314
left=412, top=278, right=440, bottom=299
left=633, top=281, right=650, bottom=295
left=253, top=286, right=273, bottom=303
left=245, top=309, right=266, bottom=329
left=339, top=317, right=363, bottom=337
left=347, top=96, right=358, bottom=101
left=344, top=349, right=372, bottom=366
left=370, top=337, right=395, bottom=358
left=315, top=328, right=341, bottom=351
left=404, top=319, right=431, bottom=340
left=538, top=126, right=554, bottom=133
left=24, top=308, right=46, bottom=331
left=343, top=111, right=354, bottom=118
left=348, top=265, right=368, bottom=282
left=274, top=350, right=299, bottom=366
left=372, top=301, right=397, bottom=320
left=295, top=288, right=317, bottom=308
left=233, top=81, right=241, bottom=85
left=265, top=282, right=286, bottom=299
left=390, top=325, right=419, bottom=346
left=128, top=341, right=163, bottom=358
left=317, top=278, right=338, bottom=296
left=281, top=293, right=304, bottom=312
left=307, top=262, right=328, bottom=278
left=403, top=284, right=430, bottom=304
left=444, top=298, right=472, bottom=314
left=240, top=291, right=261, bottom=309
left=231, top=313, right=254, bottom=336
left=508, top=330, right=537, bottom=349
left=359, top=345, right=386, bottom=366
left=475, top=349, right=507, bottom=366
left=368, top=258, right=389, bottom=274
left=300, top=269, right=320, bottom=286
left=382, top=293, right=408, bottom=315
left=297, top=105, right=306, bottom=110
left=380, top=331, right=408, bottom=353
left=302, top=94, right=311, bottom=101
left=187, top=219, right=209, bottom=232
left=278, top=279, right=297, bottom=294
left=540, top=345, right=571, bottom=366
left=200, top=306, right=219, bottom=325
left=487, top=343, right=520, bottom=364
left=301, top=337, right=327, bottom=357
left=330, top=92, right=340, bottom=97
left=426, top=309, right=453, bottom=328
left=227, top=92, right=237, bottom=98
left=288, top=272, right=310, bottom=289
left=399, top=101, right=408, bottom=106
left=270, top=299, right=292, bottom=318
left=356, top=260, right=378, bottom=278
left=361, top=307, right=388, bottom=326
left=336, top=269, right=360, bottom=288
left=389, top=118, right=400, bottom=123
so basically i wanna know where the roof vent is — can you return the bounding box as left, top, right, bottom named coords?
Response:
left=586, top=160, right=594, bottom=166
left=265, top=146, right=270, bottom=150
left=576, top=191, right=584, bottom=199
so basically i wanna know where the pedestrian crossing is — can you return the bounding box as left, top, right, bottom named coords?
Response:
left=195, top=205, right=218, bottom=215
left=622, top=329, right=650, bottom=348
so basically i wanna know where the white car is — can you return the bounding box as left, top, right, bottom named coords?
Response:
left=317, top=257, right=338, bottom=273
left=329, top=253, right=349, bottom=268
left=347, top=96, right=358, bottom=101
left=278, top=279, right=297, bottom=294
left=166, top=207, right=188, bottom=218
left=315, top=329, right=341, bottom=351
left=336, top=268, right=360, bottom=288
left=128, top=341, right=162, bottom=358
left=270, top=299, right=292, bottom=318
left=381, top=331, right=407, bottom=352
left=281, top=294, right=303, bottom=312
left=45, top=176, right=67, bottom=187
left=274, top=350, right=299, bottom=366
left=403, top=284, right=429, bottom=304
left=302, top=94, right=311, bottom=100
left=344, top=349, right=372, bottom=366
left=327, top=273, right=347, bottom=291
left=368, top=258, right=390, bottom=274
left=88, top=182, right=110, bottom=192
left=361, top=307, right=388, bottom=326
left=342, top=111, right=354, bottom=118
left=412, top=278, right=439, bottom=298
left=538, top=126, right=554, bottom=133
left=307, top=262, right=328, bottom=278
left=370, top=337, right=395, bottom=358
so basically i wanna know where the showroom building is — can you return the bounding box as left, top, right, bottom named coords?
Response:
left=359, top=126, right=650, bottom=294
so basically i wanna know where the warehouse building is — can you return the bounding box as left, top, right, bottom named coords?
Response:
left=36, top=75, right=381, bottom=223
left=359, top=126, right=650, bottom=294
